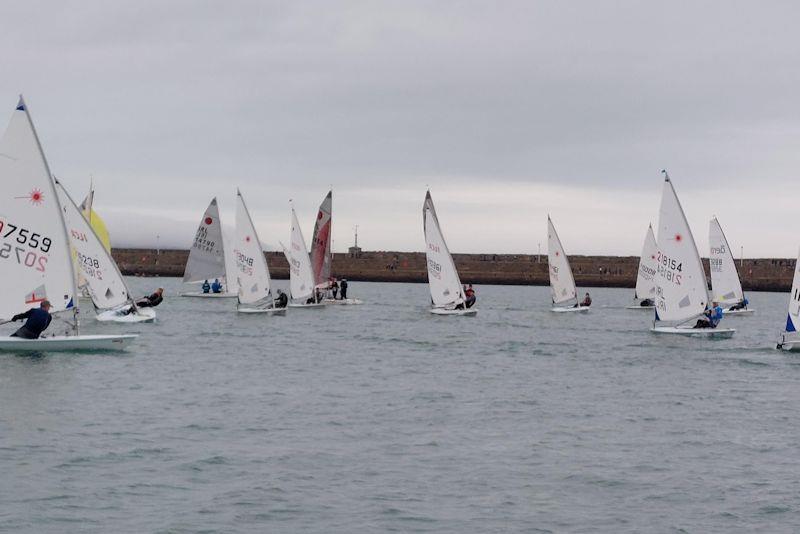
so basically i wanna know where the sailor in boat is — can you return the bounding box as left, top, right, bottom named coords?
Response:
left=727, top=297, right=749, bottom=311
left=464, top=284, right=476, bottom=308
left=274, top=290, right=289, bottom=308
left=135, top=288, right=164, bottom=309
left=574, top=292, right=592, bottom=308
left=640, top=298, right=654, bottom=307
left=693, top=301, right=724, bottom=329
left=331, top=278, right=339, bottom=300
left=202, top=280, right=211, bottom=294
left=211, top=278, right=223, bottom=294
left=306, top=288, right=323, bottom=305
left=9, top=300, right=52, bottom=339
left=340, top=279, right=348, bottom=300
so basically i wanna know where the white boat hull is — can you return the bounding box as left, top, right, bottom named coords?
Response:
left=776, top=330, right=800, bottom=351
left=430, top=307, right=477, bottom=316
left=323, top=298, right=363, bottom=305
left=650, top=326, right=735, bottom=338
left=180, top=292, right=237, bottom=298
left=237, top=306, right=287, bottom=315
left=0, top=334, right=138, bottom=352
left=288, top=302, right=326, bottom=308
left=95, top=307, right=156, bottom=323
left=722, top=307, right=755, bottom=316
left=626, top=305, right=655, bottom=310
left=551, top=306, right=590, bottom=313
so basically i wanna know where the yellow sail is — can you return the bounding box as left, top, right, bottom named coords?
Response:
left=83, top=207, right=111, bottom=252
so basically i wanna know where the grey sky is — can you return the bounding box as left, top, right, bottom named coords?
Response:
left=2, top=1, right=798, bottom=256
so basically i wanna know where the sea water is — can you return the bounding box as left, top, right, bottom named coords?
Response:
left=1, top=278, right=800, bottom=533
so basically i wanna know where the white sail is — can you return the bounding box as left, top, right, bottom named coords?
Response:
left=709, top=217, right=744, bottom=305
left=653, top=172, right=709, bottom=323
left=56, top=180, right=133, bottom=311
left=287, top=205, right=315, bottom=301
left=634, top=224, right=658, bottom=301
left=310, top=190, right=332, bottom=286
left=234, top=190, right=273, bottom=306
left=222, top=225, right=239, bottom=295
left=183, top=198, right=227, bottom=284
left=547, top=216, right=578, bottom=305
left=423, top=191, right=465, bottom=308
left=783, top=248, right=800, bottom=336
left=0, top=97, right=77, bottom=322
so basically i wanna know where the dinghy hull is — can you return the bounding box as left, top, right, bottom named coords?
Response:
left=551, top=306, right=590, bottom=313
left=324, top=298, right=363, bottom=305
left=237, top=306, right=287, bottom=315
left=288, top=302, right=326, bottom=308
left=0, top=334, right=138, bottom=352
left=777, top=338, right=800, bottom=351
left=650, top=326, right=735, bottom=338
left=722, top=308, right=755, bottom=316
left=625, top=305, right=655, bottom=310
left=430, top=307, right=477, bottom=316
left=96, top=307, right=156, bottom=323
left=180, top=292, right=237, bottom=298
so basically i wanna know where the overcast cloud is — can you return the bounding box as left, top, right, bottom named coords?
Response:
left=1, top=1, right=798, bottom=256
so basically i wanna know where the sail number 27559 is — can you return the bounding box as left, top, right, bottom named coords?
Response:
left=656, top=251, right=682, bottom=285
left=0, top=219, right=51, bottom=272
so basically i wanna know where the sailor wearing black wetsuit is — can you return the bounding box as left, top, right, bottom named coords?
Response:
left=136, top=288, right=164, bottom=308
left=10, top=300, right=53, bottom=339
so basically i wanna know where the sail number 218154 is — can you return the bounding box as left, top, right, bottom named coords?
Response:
left=656, top=251, right=682, bottom=285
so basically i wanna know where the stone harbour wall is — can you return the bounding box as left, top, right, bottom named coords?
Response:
left=112, top=248, right=796, bottom=292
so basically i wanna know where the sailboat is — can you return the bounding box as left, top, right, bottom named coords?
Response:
left=0, top=97, right=136, bottom=351
left=284, top=203, right=325, bottom=308
left=777, top=248, right=800, bottom=351
left=234, top=190, right=285, bottom=314
left=709, top=217, right=753, bottom=315
left=626, top=224, right=658, bottom=309
left=55, top=180, right=155, bottom=323
left=423, top=191, right=476, bottom=316
left=309, top=190, right=362, bottom=305
left=650, top=171, right=734, bottom=337
left=548, top=216, right=589, bottom=313
left=180, top=198, right=237, bottom=298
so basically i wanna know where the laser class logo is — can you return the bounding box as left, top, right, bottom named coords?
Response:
left=16, top=188, right=44, bottom=205
left=204, top=216, right=213, bottom=225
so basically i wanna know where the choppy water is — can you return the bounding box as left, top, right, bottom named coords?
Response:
left=2, top=278, right=800, bottom=533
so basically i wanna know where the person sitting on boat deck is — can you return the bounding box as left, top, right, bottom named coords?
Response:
left=10, top=300, right=52, bottom=339
left=694, top=301, right=723, bottom=329
left=202, top=280, right=211, bottom=293
left=464, top=284, right=476, bottom=308
left=340, top=279, right=348, bottom=300
left=574, top=292, right=592, bottom=308
left=640, top=298, right=654, bottom=307
left=136, top=288, right=164, bottom=308
left=330, top=278, right=339, bottom=299
left=274, top=289, right=288, bottom=308
left=211, top=278, right=223, bottom=294
left=727, top=297, right=749, bottom=311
